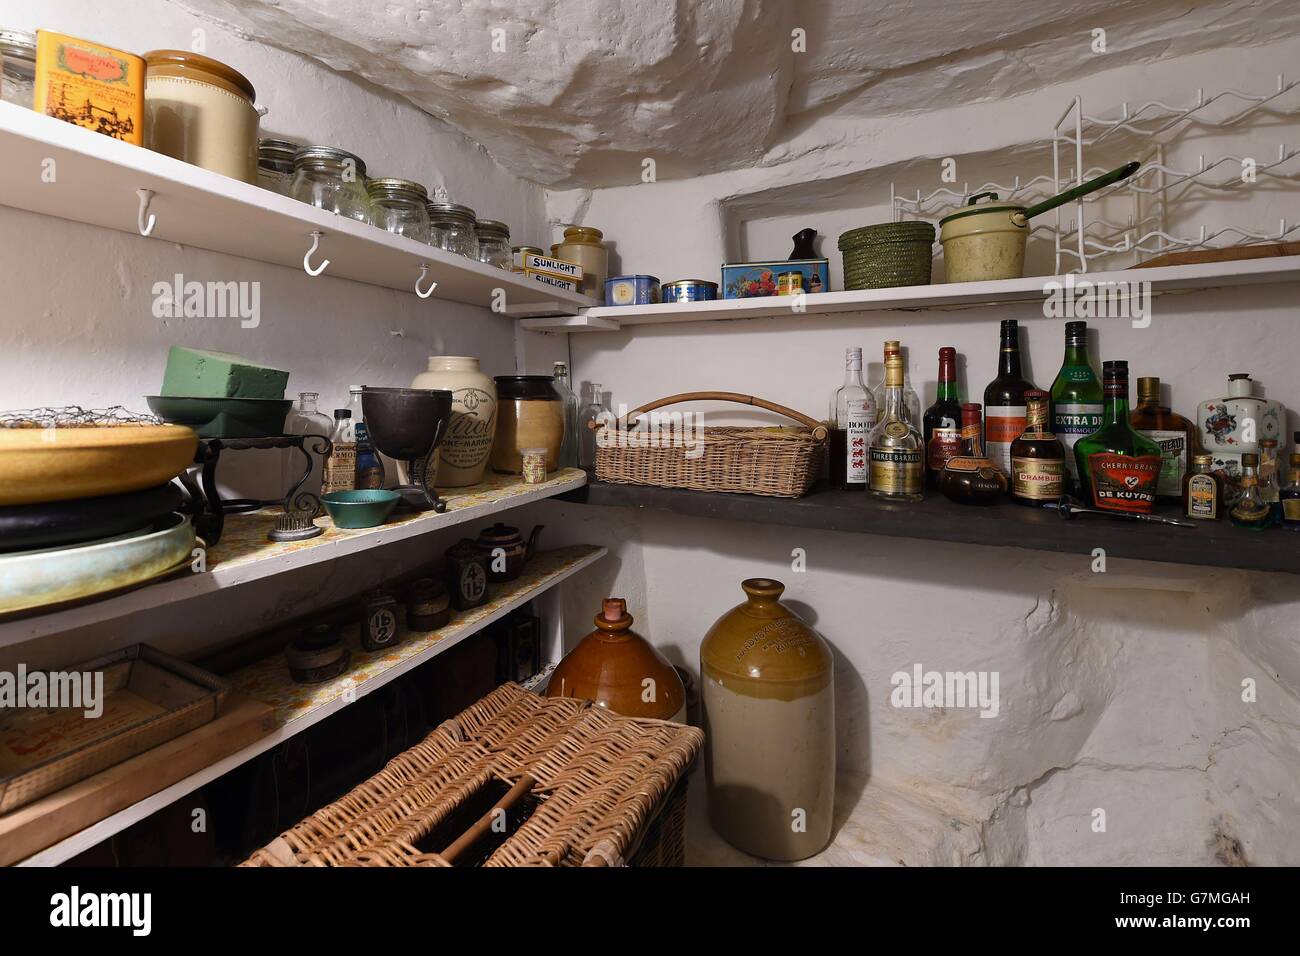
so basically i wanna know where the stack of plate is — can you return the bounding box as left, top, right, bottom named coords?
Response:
left=838, top=221, right=936, bottom=290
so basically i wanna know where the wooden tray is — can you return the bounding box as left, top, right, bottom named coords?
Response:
left=0, top=644, right=227, bottom=813
left=1134, top=242, right=1300, bottom=269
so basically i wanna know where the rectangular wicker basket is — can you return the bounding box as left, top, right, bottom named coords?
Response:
left=594, top=391, right=828, bottom=498
left=242, top=682, right=703, bottom=867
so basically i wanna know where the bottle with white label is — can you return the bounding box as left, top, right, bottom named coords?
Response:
left=1131, top=376, right=1199, bottom=501
left=829, top=347, right=874, bottom=489
left=1049, top=321, right=1103, bottom=494
left=983, top=319, right=1035, bottom=479
left=322, top=409, right=357, bottom=495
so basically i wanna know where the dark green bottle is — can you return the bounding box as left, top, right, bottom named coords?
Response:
left=1074, top=360, right=1162, bottom=514
left=1050, top=321, right=1103, bottom=495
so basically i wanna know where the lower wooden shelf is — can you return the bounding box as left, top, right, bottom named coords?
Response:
left=564, top=482, right=1300, bottom=575
left=11, top=545, right=605, bottom=867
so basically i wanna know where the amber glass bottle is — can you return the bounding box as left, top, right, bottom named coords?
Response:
left=940, top=403, right=1007, bottom=505
left=1010, top=390, right=1065, bottom=506
left=1130, top=376, right=1199, bottom=501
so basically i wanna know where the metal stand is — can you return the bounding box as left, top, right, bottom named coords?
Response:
left=179, top=435, right=332, bottom=545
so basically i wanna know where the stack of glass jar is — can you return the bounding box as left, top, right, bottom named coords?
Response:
left=427, top=201, right=479, bottom=259
left=289, top=146, right=371, bottom=223
left=367, top=177, right=430, bottom=242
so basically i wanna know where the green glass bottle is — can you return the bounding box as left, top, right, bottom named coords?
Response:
left=1074, top=360, right=1162, bottom=514
left=1050, top=321, right=1103, bottom=495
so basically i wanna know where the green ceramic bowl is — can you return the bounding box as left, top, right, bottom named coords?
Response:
left=320, top=490, right=401, bottom=529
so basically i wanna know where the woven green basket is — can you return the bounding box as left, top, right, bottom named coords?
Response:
left=837, top=221, right=935, bottom=290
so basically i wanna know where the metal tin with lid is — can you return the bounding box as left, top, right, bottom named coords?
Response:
left=661, top=279, right=718, bottom=303
left=605, top=274, right=660, bottom=306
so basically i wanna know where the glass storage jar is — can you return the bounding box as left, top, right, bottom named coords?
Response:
left=1, top=29, right=36, bottom=108
left=290, top=146, right=371, bottom=223
left=256, top=138, right=299, bottom=195
left=427, top=201, right=479, bottom=259
left=366, top=177, right=430, bottom=243
left=475, top=219, right=512, bottom=269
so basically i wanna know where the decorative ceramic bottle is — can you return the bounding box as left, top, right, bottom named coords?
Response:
left=548, top=598, right=686, bottom=722
left=700, top=578, right=834, bottom=861
left=411, top=356, right=498, bottom=486
left=1197, top=373, right=1285, bottom=484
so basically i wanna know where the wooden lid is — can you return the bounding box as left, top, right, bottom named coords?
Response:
left=144, top=49, right=256, bottom=102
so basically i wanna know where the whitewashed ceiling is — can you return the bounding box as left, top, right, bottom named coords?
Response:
left=171, top=0, right=1300, bottom=187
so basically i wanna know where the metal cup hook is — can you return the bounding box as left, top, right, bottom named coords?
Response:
left=415, top=263, right=437, bottom=298
left=304, top=231, right=329, bottom=277
left=136, top=188, right=156, bottom=237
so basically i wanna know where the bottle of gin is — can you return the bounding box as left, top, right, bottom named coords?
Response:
left=1280, top=453, right=1300, bottom=531
left=940, top=403, right=1007, bottom=505
left=923, top=347, right=962, bottom=488
left=1010, top=390, right=1065, bottom=506
left=1074, top=360, right=1161, bottom=514
left=868, top=354, right=924, bottom=502
left=829, top=347, right=875, bottom=489
left=1130, top=376, right=1199, bottom=501
left=984, top=319, right=1036, bottom=480
left=1049, top=321, right=1102, bottom=493
left=1231, top=453, right=1273, bottom=530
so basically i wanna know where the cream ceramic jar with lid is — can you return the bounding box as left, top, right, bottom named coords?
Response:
left=553, top=226, right=608, bottom=301
left=144, top=50, right=259, bottom=183
left=412, top=356, right=497, bottom=487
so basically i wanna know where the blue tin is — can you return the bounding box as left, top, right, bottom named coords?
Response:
left=721, top=258, right=830, bottom=299
left=661, top=279, right=719, bottom=304
left=604, top=274, right=660, bottom=306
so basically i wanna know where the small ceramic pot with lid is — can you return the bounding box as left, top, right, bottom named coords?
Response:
left=144, top=50, right=260, bottom=182
left=491, top=375, right=564, bottom=475
left=475, top=522, right=543, bottom=582
left=368, top=177, right=430, bottom=242
left=552, top=225, right=608, bottom=300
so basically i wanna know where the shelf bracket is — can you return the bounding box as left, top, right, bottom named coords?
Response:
left=303, top=231, right=329, bottom=277
left=136, top=188, right=156, bottom=237
left=415, top=262, right=438, bottom=298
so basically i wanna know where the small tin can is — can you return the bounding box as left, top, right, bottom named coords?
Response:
left=661, top=279, right=719, bottom=304
left=358, top=589, right=400, bottom=651
left=445, top=539, right=490, bottom=611
left=604, top=274, right=660, bottom=306
left=406, top=577, right=450, bottom=632
left=521, top=447, right=548, bottom=484
left=776, top=271, right=805, bottom=295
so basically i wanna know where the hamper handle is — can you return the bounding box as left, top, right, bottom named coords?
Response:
left=438, top=774, right=536, bottom=865
left=595, top=391, right=828, bottom=441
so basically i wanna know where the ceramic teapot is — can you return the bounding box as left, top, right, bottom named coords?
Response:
left=475, top=522, right=543, bottom=583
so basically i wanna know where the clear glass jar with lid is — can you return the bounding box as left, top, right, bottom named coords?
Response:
left=366, top=178, right=430, bottom=243
left=257, top=138, right=300, bottom=196
left=475, top=219, right=512, bottom=269
left=1, top=29, right=36, bottom=108
left=289, top=146, right=371, bottom=223
left=427, top=201, right=479, bottom=259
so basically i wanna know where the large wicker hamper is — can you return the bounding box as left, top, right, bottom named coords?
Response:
left=242, top=682, right=703, bottom=867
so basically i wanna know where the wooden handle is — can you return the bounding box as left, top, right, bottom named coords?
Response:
left=595, top=391, right=828, bottom=441
left=439, top=774, right=536, bottom=865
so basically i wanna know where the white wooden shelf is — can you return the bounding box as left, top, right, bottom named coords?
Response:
left=0, top=102, right=595, bottom=317
left=0, top=469, right=588, bottom=648
left=519, top=256, right=1300, bottom=331
left=15, top=544, right=605, bottom=867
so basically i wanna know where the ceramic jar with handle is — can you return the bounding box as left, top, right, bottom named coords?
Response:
left=700, top=578, right=834, bottom=861
left=548, top=598, right=686, bottom=722
left=412, top=356, right=498, bottom=487
left=475, top=522, right=543, bottom=582
left=491, top=375, right=564, bottom=475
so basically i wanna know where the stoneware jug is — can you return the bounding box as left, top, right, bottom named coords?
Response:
left=411, top=356, right=497, bottom=487
left=548, top=598, right=686, bottom=722
left=700, top=578, right=834, bottom=861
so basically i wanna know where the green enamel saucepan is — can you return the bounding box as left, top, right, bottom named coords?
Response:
left=939, top=161, right=1140, bottom=283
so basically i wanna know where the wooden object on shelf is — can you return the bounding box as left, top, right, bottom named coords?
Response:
left=242, top=682, right=702, bottom=867
left=0, top=693, right=274, bottom=867
left=1134, top=242, right=1300, bottom=269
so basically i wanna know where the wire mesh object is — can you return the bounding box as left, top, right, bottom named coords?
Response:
left=0, top=406, right=163, bottom=428
left=242, top=682, right=703, bottom=867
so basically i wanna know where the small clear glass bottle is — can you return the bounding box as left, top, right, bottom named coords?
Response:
left=256, top=138, right=300, bottom=196
left=426, top=201, right=479, bottom=259
left=475, top=219, right=512, bottom=269
left=1280, top=453, right=1300, bottom=532
left=1, top=30, right=37, bottom=108
left=1258, top=438, right=1282, bottom=524
left=578, top=382, right=607, bottom=473
left=289, top=146, right=371, bottom=223
left=1230, top=453, right=1273, bottom=530
left=553, top=361, right=580, bottom=469
left=284, top=392, right=334, bottom=506
left=322, top=409, right=357, bottom=495
left=366, top=178, right=430, bottom=242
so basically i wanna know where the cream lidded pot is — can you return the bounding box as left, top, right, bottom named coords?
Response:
left=143, top=50, right=259, bottom=183
left=368, top=178, right=431, bottom=243
left=290, top=146, right=371, bottom=223
left=552, top=226, right=608, bottom=301
left=411, top=356, right=498, bottom=487
left=491, top=375, right=564, bottom=475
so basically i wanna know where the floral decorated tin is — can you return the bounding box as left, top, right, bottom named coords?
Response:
left=722, top=258, right=829, bottom=299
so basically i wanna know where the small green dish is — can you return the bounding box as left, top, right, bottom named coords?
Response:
left=320, top=490, right=401, bottom=529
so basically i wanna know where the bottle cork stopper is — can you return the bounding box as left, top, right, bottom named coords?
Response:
left=602, top=598, right=627, bottom=621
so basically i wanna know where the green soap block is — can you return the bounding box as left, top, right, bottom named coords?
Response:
left=160, top=346, right=289, bottom=399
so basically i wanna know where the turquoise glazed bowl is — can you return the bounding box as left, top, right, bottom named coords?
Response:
left=320, top=490, right=401, bottom=529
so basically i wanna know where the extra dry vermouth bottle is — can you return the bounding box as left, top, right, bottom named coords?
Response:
left=870, top=339, right=920, bottom=427
left=940, top=403, right=1007, bottom=505
left=1049, top=321, right=1103, bottom=493
left=1074, top=360, right=1162, bottom=514
left=868, top=353, right=924, bottom=502
left=829, top=346, right=875, bottom=489
left=984, top=319, right=1036, bottom=480
left=1130, top=375, right=1199, bottom=501
left=1010, top=390, right=1065, bottom=506
left=923, top=346, right=963, bottom=489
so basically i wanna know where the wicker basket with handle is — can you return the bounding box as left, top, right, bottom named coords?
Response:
left=241, top=682, right=702, bottom=867
left=594, top=391, right=828, bottom=498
